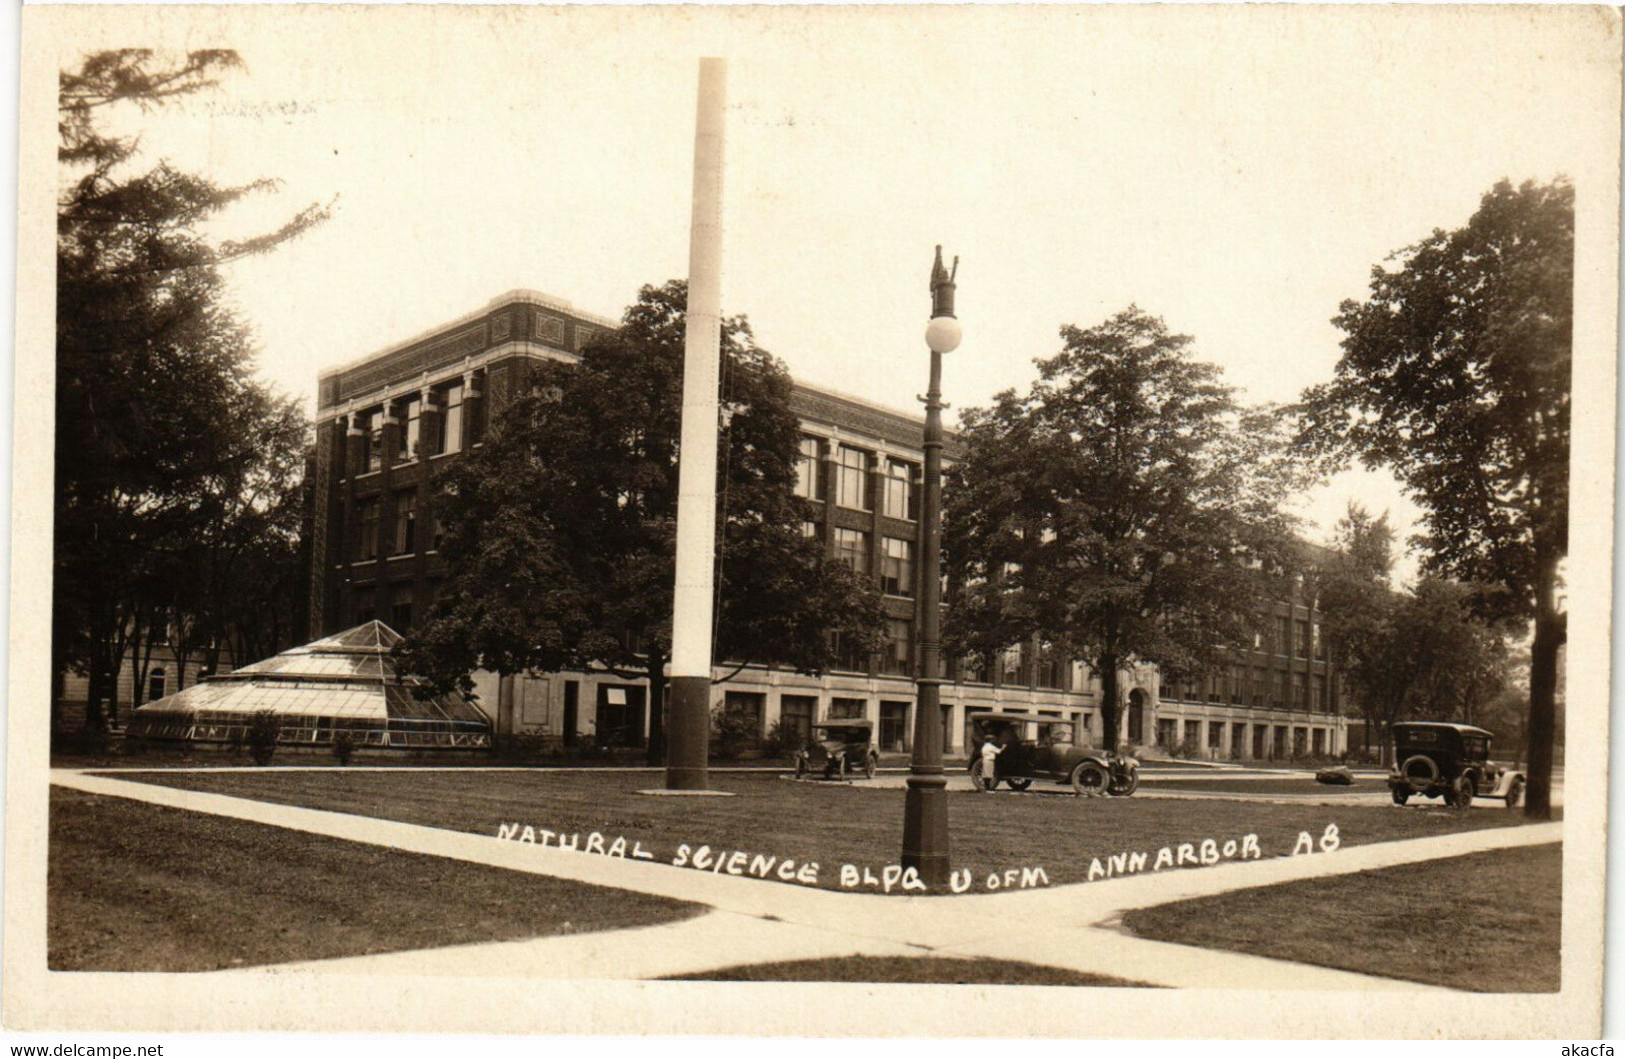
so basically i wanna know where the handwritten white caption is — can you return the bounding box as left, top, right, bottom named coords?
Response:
left=495, top=822, right=1342, bottom=892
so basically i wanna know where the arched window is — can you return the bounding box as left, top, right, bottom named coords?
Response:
left=147, top=667, right=167, bottom=704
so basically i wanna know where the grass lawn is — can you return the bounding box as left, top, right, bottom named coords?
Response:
left=670, top=955, right=1152, bottom=986
left=1121, top=842, right=1561, bottom=992
left=49, top=787, right=701, bottom=971
left=1140, top=776, right=1394, bottom=797
left=112, top=769, right=1546, bottom=894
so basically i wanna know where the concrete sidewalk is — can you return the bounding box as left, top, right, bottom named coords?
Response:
left=51, top=769, right=1561, bottom=990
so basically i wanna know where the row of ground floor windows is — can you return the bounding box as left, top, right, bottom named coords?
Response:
left=1153, top=717, right=1331, bottom=759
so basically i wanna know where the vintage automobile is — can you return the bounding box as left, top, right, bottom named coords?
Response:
left=965, top=710, right=1139, bottom=796
left=1388, top=721, right=1526, bottom=809
left=794, top=719, right=880, bottom=780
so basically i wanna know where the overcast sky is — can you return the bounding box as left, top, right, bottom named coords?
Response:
left=53, top=5, right=1616, bottom=576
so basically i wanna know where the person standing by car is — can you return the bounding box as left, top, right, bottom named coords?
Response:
left=979, top=733, right=1003, bottom=792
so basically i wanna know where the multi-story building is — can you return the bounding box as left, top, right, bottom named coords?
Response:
left=308, top=289, right=1346, bottom=760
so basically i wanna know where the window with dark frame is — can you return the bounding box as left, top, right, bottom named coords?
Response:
left=440, top=381, right=464, bottom=455
left=358, top=499, right=381, bottom=561
left=836, top=445, right=871, bottom=510
left=833, top=527, right=870, bottom=577
left=394, top=489, right=417, bottom=555
left=880, top=536, right=914, bottom=597
left=794, top=436, right=822, bottom=499
left=881, top=458, right=917, bottom=520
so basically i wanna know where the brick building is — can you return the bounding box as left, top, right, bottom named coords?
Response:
left=308, top=289, right=1346, bottom=760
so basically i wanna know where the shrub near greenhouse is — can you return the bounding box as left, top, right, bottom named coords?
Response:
left=247, top=710, right=281, bottom=766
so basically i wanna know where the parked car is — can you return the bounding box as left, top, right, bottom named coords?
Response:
left=965, top=711, right=1139, bottom=796
left=794, top=720, right=880, bottom=780
left=1388, top=721, right=1526, bottom=809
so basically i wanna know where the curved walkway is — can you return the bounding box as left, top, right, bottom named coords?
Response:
left=50, top=769, right=1560, bottom=990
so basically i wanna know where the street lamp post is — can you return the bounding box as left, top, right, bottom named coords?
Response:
left=901, top=245, right=960, bottom=888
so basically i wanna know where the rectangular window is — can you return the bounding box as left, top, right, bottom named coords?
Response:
left=440, top=382, right=464, bottom=455
left=1184, top=719, right=1201, bottom=747
left=358, top=499, right=381, bottom=561
left=800, top=520, right=819, bottom=539
left=1296, top=672, right=1309, bottom=708
left=1295, top=620, right=1310, bottom=659
left=352, top=586, right=376, bottom=624
left=1274, top=670, right=1288, bottom=707
left=431, top=512, right=446, bottom=552
left=882, top=619, right=913, bottom=676
left=1314, top=674, right=1327, bottom=712
left=879, top=700, right=910, bottom=752
left=1035, top=644, right=1063, bottom=689
left=723, top=691, right=765, bottom=743
left=365, top=411, right=383, bottom=473
left=881, top=458, right=917, bottom=520
left=1000, top=646, right=1023, bottom=686
left=836, top=446, right=871, bottom=510
left=399, top=396, right=422, bottom=461
left=779, top=695, right=815, bottom=748
left=394, top=489, right=417, bottom=555
left=1313, top=622, right=1325, bottom=660
left=1313, top=728, right=1326, bottom=757
left=1276, top=616, right=1291, bottom=655
left=829, top=697, right=866, bottom=720
left=833, top=527, right=870, bottom=577
left=390, top=587, right=413, bottom=631
left=794, top=436, right=822, bottom=499
left=880, top=536, right=914, bottom=597
left=961, top=653, right=989, bottom=684
left=831, top=631, right=867, bottom=673
left=1232, top=722, right=1247, bottom=757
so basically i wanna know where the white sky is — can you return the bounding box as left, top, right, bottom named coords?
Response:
left=52, top=5, right=1617, bottom=576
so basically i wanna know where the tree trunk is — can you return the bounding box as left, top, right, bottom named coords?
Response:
left=1098, top=651, right=1119, bottom=751
left=1525, top=548, right=1565, bottom=820
left=645, top=651, right=668, bottom=766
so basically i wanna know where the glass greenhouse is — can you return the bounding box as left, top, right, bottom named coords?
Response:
left=125, top=621, right=492, bottom=750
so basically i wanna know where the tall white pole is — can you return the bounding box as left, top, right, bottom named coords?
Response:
left=666, top=57, right=726, bottom=790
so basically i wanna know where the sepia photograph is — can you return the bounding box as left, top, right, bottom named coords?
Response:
left=5, top=2, right=1620, bottom=1041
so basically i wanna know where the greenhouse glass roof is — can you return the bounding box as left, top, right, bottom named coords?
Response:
left=126, top=621, right=491, bottom=749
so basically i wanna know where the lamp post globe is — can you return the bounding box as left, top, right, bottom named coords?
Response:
left=925, top=315, right=962, bottom=355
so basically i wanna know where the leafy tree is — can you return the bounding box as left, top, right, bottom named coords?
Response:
left=1300, top=179, right=1571, bottom=817
left=1315, top=503, right=1399, bottom=754
left=55, top=50, right=325, bottom=728
left=943, top=306, right=1305, bottom=749
left=397, top=281, right=885, bottom=764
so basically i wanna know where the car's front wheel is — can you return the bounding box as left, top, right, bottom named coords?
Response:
left=1070, top=761, right=1109, bottom=797
left=1451, top=775, right=1477, bottom=809
left=1504, top=778, right=1524, bottom=810
left=969, top=761, right=996, bottom=791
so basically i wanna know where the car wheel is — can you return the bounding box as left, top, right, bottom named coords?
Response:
left=795, top=758, right=806, bottom=778
left=969, top=760, right=995, bottom=791
left=1505, top=778, right=1524, bottom=809
left=1006, top=778, right=1033, bottom=792
left=1400, top=754, right=1439, bottom=793
left=1451, top=775, right=1477, bottom=809
left=1070, top=761, right=1109, bottom=797
left=1391, top=786, right=1411, bottom=806
left=1109, top=770, right=1140, bottom=797
left=864, top=754, right=877, bottom=780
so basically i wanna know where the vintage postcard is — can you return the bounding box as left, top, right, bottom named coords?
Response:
left=6, top=3, right=1620, bottom=1040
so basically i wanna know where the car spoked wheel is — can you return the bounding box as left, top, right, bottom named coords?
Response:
left=1451, top=775, right=1476, bottom=809
left=1070, top=762, right=1109, bottom=797
left=1505, top=778, right=1524, bottom=809
left=1109, top=770, right=1139, bottom=797
left=969, top=761, right=997, bottom=792
left=1401, top=754, right=1439, bottom=793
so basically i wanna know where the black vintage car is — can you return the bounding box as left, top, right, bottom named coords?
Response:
left=966, top=710, right=1139, bottom=796
left=794, top=720, right=880, bottom=780
left=1388, top=721, right=1526, bottom=809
